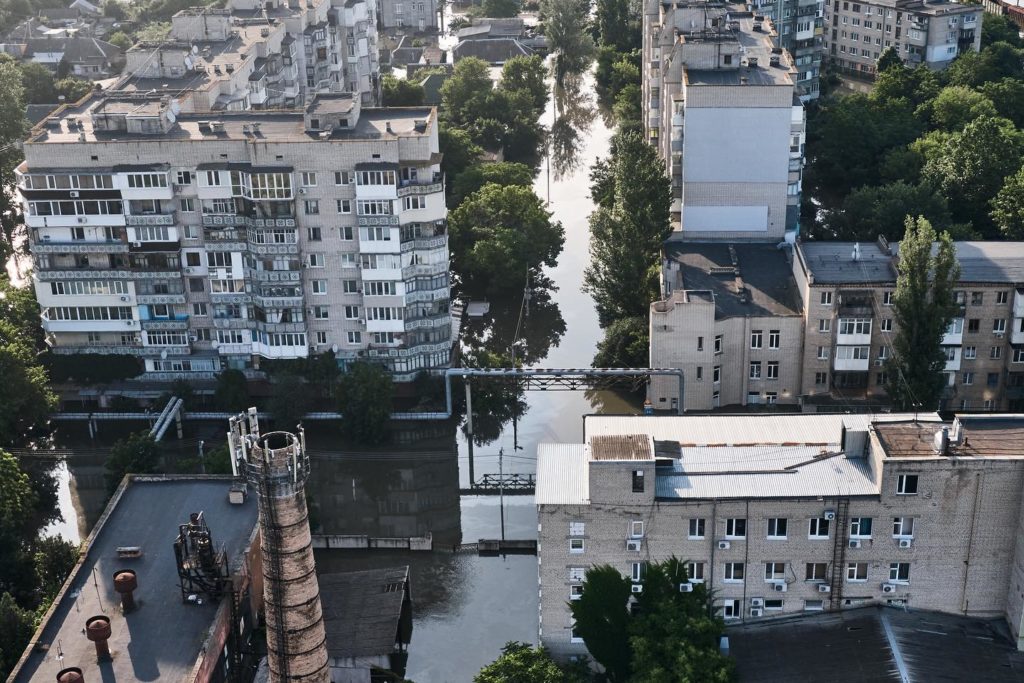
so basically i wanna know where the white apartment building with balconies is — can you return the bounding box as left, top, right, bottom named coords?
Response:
left=20, top=91, right=451, bottom=382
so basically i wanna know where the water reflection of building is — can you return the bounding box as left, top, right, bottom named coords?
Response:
left=306, top=421, right=462, bottom=547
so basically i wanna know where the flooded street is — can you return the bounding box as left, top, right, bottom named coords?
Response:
left=35, top=68, right=640, bottom=682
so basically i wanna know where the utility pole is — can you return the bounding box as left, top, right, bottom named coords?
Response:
left=498, top=447, right=505, bottom=542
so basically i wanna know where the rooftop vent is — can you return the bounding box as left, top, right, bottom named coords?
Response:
left=745, top=56, right=759, bottom=68
left=113, top=569, right=138, bottom=613
left=86, top=615, right=112, bottom=659
left=769, top=54, right=781, bottom=66
left=56, top=667, right=84, bottom=683
left=933, top=426, right=950, bottom=455
left=211, top=121, right=225, bottom=133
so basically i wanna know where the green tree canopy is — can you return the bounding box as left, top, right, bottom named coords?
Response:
left=439, top=124, right=483, bottom=195
left=542, top=0, right=595, bottom=80
left=448, top=183, right=564, bottom=297
left=885, top=217, right=960, bottom=411
left=0, top=60, right=27, bottom=263
left=0, top=591, right=36, bottom=679
left=876, top=45, right=902, bottom=73
left=107, top=30, right=132, bottom=51
left=928, top=85, right=997, bottom=131
left=481, top=0, right=520, bottom=17
left=441, top=57, right=493, bottom=125
left=824, top=180, right=955, bottom=241
left=499, top=55, right=549, bottom=115
left=214, top=369, right=250, bottom=412
left=55, top=77, right=93, bottom=103
left=0, top=321, right=57, bottom=448
left=0, top=449, right=36, bottom=537
left=33, top=535, right=77, bottom=599
left=337, top=362, right=393, bottom=445
left=595, top=0, right=640, bottom=51
left=946, top=42, right=1024, bottom=89
left=593, top=316, right=648, bottom=368
left=982, top=13, right=1023, bottom=48
left=475, top=641, right=588, bottom=682
left=381, top=74, right=425, bottom=106
left=449, top=161, right=534, bottom=207
left=991, top=166, right=1024, bottom=239
left=19, top=62, right=57, bottom=104
left=267, top=372, right=313, bottom=430
left=979, top=77, right=1024, bottom=127
left=105, top=431, right=160, bottom=492
left=570, top=564, right=633, bottom=681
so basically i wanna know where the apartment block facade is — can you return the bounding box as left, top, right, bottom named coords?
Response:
left=121, top=0, right=380, bottom=112
left=20, top=92, right=452, bottom=382
left=651, top=239, right=1024, bottom=412
left=750, top=0, right=825, bottom=99
left=642, top=0, right=805, bottom=237
left=378, top=0, right=439, bottom=32
left=536, top=413, right=1024, bottom=661
left=823, top=0, right=981, bottom=79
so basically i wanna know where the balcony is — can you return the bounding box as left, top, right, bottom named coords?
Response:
left=202, top=214, right=247, bottom=228
left=404, top=313, right=451, bottom=330
left=43, top=318, right=139, bottom=333
left=251, top=269, right=302, bottom=282
left=943, top=347, right=962, bottom=372
left=402, top=262, right=447, bottom=279
left=126, top=213, right=175, bottom=227
left=137, top=293, right=186, bottom=305
left=358, top=215, right=400, bottom=227
left=396, top=179, right=444, bottom=198
left=214, top=342, right=253, bottom=355
left=140, top=316, right=189, bottom=331
left=833, top=345, right=870, bottom=372
left=1012, top=318, right=1024, bottom=345
left=405, top=289, right=449, bottom=304
left=27, top=213, right=126, bottom=229
left=400, top=235, right=447, bottom=253
left=941, top=318, right=964, bottom=346
left=31, top=239, right=128, bottom=254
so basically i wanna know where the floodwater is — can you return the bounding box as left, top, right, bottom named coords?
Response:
left=36, top=68, right=640, bottom=682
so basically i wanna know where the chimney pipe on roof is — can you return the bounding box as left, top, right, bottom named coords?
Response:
left=933, top=426, right=949, bottom=455
left=56, top=667, right=85, bottom=683
left=85, top=615, right=112, bottom=660
left=113, top=569, right=138, bottom=613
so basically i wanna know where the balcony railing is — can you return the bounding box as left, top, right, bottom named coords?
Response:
left=126, top=213, right=175, bottom=226
left=400, top=235, right=447, bottom=252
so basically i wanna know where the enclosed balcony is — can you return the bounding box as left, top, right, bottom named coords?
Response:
left=833, top=345, right=870, bottom=372
left=836, top=317, right=873, bottom=346
left=941, top=317, right=964, bottom=346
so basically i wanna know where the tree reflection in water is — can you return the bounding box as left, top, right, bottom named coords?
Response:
left=459, top=276, right=567, bottom=446
left=549, top=73, right=596, bottom=181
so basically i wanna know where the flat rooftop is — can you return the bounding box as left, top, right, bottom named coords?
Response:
left=10, top=477, right=258, bottom=682
left=320, top=566, right=411, bottom=659
left=730, top=607, right=1024, bottom=682
left=684, top=9, right=794, bottom=87
left=875, top=415, right=1024, bottom=458
left=663, top=242, right=802, bottom=318
left=590, top=434, right=653, bottom=461
left=800, top=240, right=1024, bottom=285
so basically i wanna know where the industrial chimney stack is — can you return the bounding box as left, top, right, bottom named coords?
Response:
left=229, top=409, right=329, bottom=682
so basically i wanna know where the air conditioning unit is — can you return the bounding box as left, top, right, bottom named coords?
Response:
left=299, top=187, right=307, bottom=194
left=119, top=295, right=129, bottom=302
left=184, top=267, right=194, bottom=274
left=357, top=318, right=365, bottom=324
left=899, top=538, right=913, bottom=548
left=133, top=335, right=142, bottom=343
left=631, top=584, right=643, bottom=594
left=818, top=584, right=831, bottom=593
left=849, top=539, right=862, bottom=549
left=772, top=582, right=787, bottom=592
left=750, top=597, right=764, bottom=608
left=882, top=583, right=897, bottom=594
left=824, top=510, right=836, bottom=521
left=996, top=332, right=1005, bottom=338
left=125, top=320, right=135, bottom=326
left=874, top=359, right=884, bottom=366
left=750, top=607, right=763, bottom=617
left=41, top=235, right=51, bottom=241
left=678, top=583, right=693, bottom=593
left=718, top=540, right=730, bottom=550
left=77, top=217, right=88, bottom=223
left=626, top=539, right=642, bottom=552
left=132, top=241, right=142, bottom=248
left=69, top=190, right=79, bottom=198
left=189, top=335, right=199, bottom=342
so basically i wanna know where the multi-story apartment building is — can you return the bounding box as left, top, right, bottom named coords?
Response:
left=823, top=0, right=981, bottom=79
left=642, top=0, right=805, bottom=237
left=651, top=238, right=1024, bottom=412
left=378, top=0, right=439, bottom=32
left=536, top=412, right=1024, bottom=661
left=119, top=0, right=380, bottom=111
left=750, top=0, right=825, bottom=99
left=19, top=91, right=452, bottom=382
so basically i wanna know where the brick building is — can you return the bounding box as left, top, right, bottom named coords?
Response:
left=535, top=412, right=1024, bottom=661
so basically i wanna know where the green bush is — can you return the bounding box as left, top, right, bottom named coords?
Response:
left=44, top=354, right=143, bottom=384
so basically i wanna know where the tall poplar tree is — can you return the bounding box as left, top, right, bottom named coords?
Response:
left=885, top=217, right=961, bottom=410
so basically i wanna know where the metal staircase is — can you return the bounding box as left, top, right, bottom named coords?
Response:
left=828, top=498, right=851, bottom=609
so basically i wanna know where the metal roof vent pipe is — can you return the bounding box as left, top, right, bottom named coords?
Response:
left=933, top=426, right=950, bottom=455
left=85, top=615, right=112, bottom=660
left=56, top=667, right=85, bottom=683
left=113, top=569, right=138, bottom=613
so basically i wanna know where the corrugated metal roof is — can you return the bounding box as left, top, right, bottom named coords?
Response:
left=535, top=444, right=589, bottom=505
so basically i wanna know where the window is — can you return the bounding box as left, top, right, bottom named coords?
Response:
left=304, top=199, right=320, bottom=215
left=179, top=197, right=194, bottom=212
left=883, top=291, right=894, bottom=305
left=766, top=362, right=779, bottom=380
left=570, top=584, right=584, bottom=600
left=724, top=563, right=745, bottom=582
left=342, top=280, right=359, bottom=294
left=764, top=599, right=783, bottom=611
left=819, top=319, right=831, bottom=333
left=697, top=336, right=704, bottom=351
left=751, top=330, right=763, bottom=349
left=964, top=346, right=977, bottom=359
left=846, top=563, right=868, bottom=581
left=889, top=562, right=911, bottom=583
left=839, top=318, right=872, bottom=335
left=962, top=371, right=974, bottom=385
left=313, top=306, right=329, bottom=320
left=632, top=469, right=644, bottom=493
left=815, top=372, right=828, bottom=385
left=972, top=291, right=984, bottom=306
left=896, top=474, right=918, bottom=495
left=817, top=346, right=830, bottom=360
left=714, top=335, right=723, bottom=354
left=357, top=200, right=392, bottom=216
left=767, top=518, right=787, bottom=539
left=804, top=600, right=824, bottom=611
left=892, top=517, right=914, bottom=538
left=403, top=195, right=426, bottom=210
left=805, top=563, right=827, bottom=581
left=968, top=319, right=980, bottom=333
left=988, top=372, right=1000, bottom=387
left=301, top=172, right=317, bottom=187
left=570, top=621, right=583, bottom=643
left=315, top=331, right=328, bottom=345
left=820, top=291, right=833, bottom=305
left=569, top=538, right=585, bottom=554
left=749, top=361, right=762, bottom=380
left=1016, top=348, right=1024, bottom=364
left=308, top=253, right=325, bottom=268
left=340, top=226, right=354, bottom=240
left=881, top=318, right=893, bottom=332
left=720, top=599, right=741, bottom=619
left=311, top=280, right=327, bottom=295
left=850, top=517, right=872, bottom=538
left=991, top=346, right=1002, bottom=360
left=997, top=291, right=1009, bottom=304
left=630, top=521, right=644, bottom=538
left=189, top=278, right=205, bottom=293
left=994, top=319, right=1007, bottom=334
left=726, top=518, right=747, bottom=539
left=764, top=562, right=786, bottom=581
left=809, top=518, right=831, bottom=539
left=335, top=171, right=353, bottom=185
left=631, top=562, right=647, bottom=583
left=696, top=367, right=703, bottom=381
left=346, top=331, right=361, bottom=344
left=344, top=306, right=360, bottom=319
left=307, top=227, right=322, bottom=241
left=176, top=170, right=193, bottom=185
left=337, top=199, right=352, bottom=213
left=686, top=562, right=706, bottom=582
left=713, top=366, right=721, bottom=384
left=769, top=330, right=780, bottom=348
left=688, top=518, right=706, bottom=539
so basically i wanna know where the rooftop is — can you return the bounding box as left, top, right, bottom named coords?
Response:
left=660, top=242, right=802, bottom=318
left=729, top=607, right=1024, bottom=682
left=320, top=566, right=412, bottom=659
left=682, top=8, right=794, bottom=87
left=874, top=415, right=1024, bottom=458
left=590, top=434, right=653, bottom=461
left=10, top=477, right=258, bottom=682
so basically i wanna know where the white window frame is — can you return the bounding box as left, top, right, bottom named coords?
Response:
left=808, top=518, right=830, bottom=539
left=723, top=562, right=745, bottom=583
left=688, top=518, right=705, bottom=539
left=569, top=538, right=585, bottom=554
left=726, top=518, right=747, bottom=539
left=896, top=474, right=918, bottom=495
left=767, top=518, right=787, bottom=540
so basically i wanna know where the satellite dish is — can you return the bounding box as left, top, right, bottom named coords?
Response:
left=192, top=44, right=199, bottom=55
left=166, top=109, right=177, bottom=123
left=184, top=56, right=193, bottom=70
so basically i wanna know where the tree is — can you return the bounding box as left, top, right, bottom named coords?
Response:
left=449, top=161, right=534, bottom=207
left=439, top=124, right=483, bottom=190
left=991, top=166, right=1024, bottom=238
left=441, top=57, right=493, bottom=126
left=214, top=369, right=250, bottom=412
left=0, top=60, right=27, bottom=263
left=928, top=86, right=997, bottom=131
left=982, top=13, right=1023, bottom=48
left=381, top=74, right=425, bottom=106
left=824, top=181, right=954, bottom=241
left=107, top=31, right=132, bottom=51
left=500, top=55, right=549, bottom=115
left=0, top=278, right=45, bottom=351
left=19, top=62, right=57, bottom=104
left=0, top=322, right=57, bottom=448
left=475, top=642, right=588, bottom=683
left=55, top=77, right=93, bottom=103
left=612, top=83, right=642, bottom=127
left=569, top=565, right=633, bottom=681
left=104, top=0, right=128, bottom=20
left=979, top=77, right=1024, bottom=127
left=481, top=0, right=520, bottom=17
left=946, top=42, right=1024, bottom=89
left=876, top=45, right=902, bottom=73
left=542, top=0, right=595, bottom=81
left=0, top=450, right=36, bottom=537
left=593, top=316, right=648, bottom=368
left=921, top=115, right=1024, bottom=234
left=448, top=184, right=564, bottom=297
left=583, top=130, right=671, bottom=326
left=885, top=217, right=960, bottom=411
left=33, top=535, right=77, bottom=600
left=105, top=431, right=160, bottom=492
left=267, top=373, right=312, bottom=430
left=0, top=591, right=36, bottom=679
left=337, top=362, right=393, bottom=445
left=595, top=0, right=640, bottom=52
